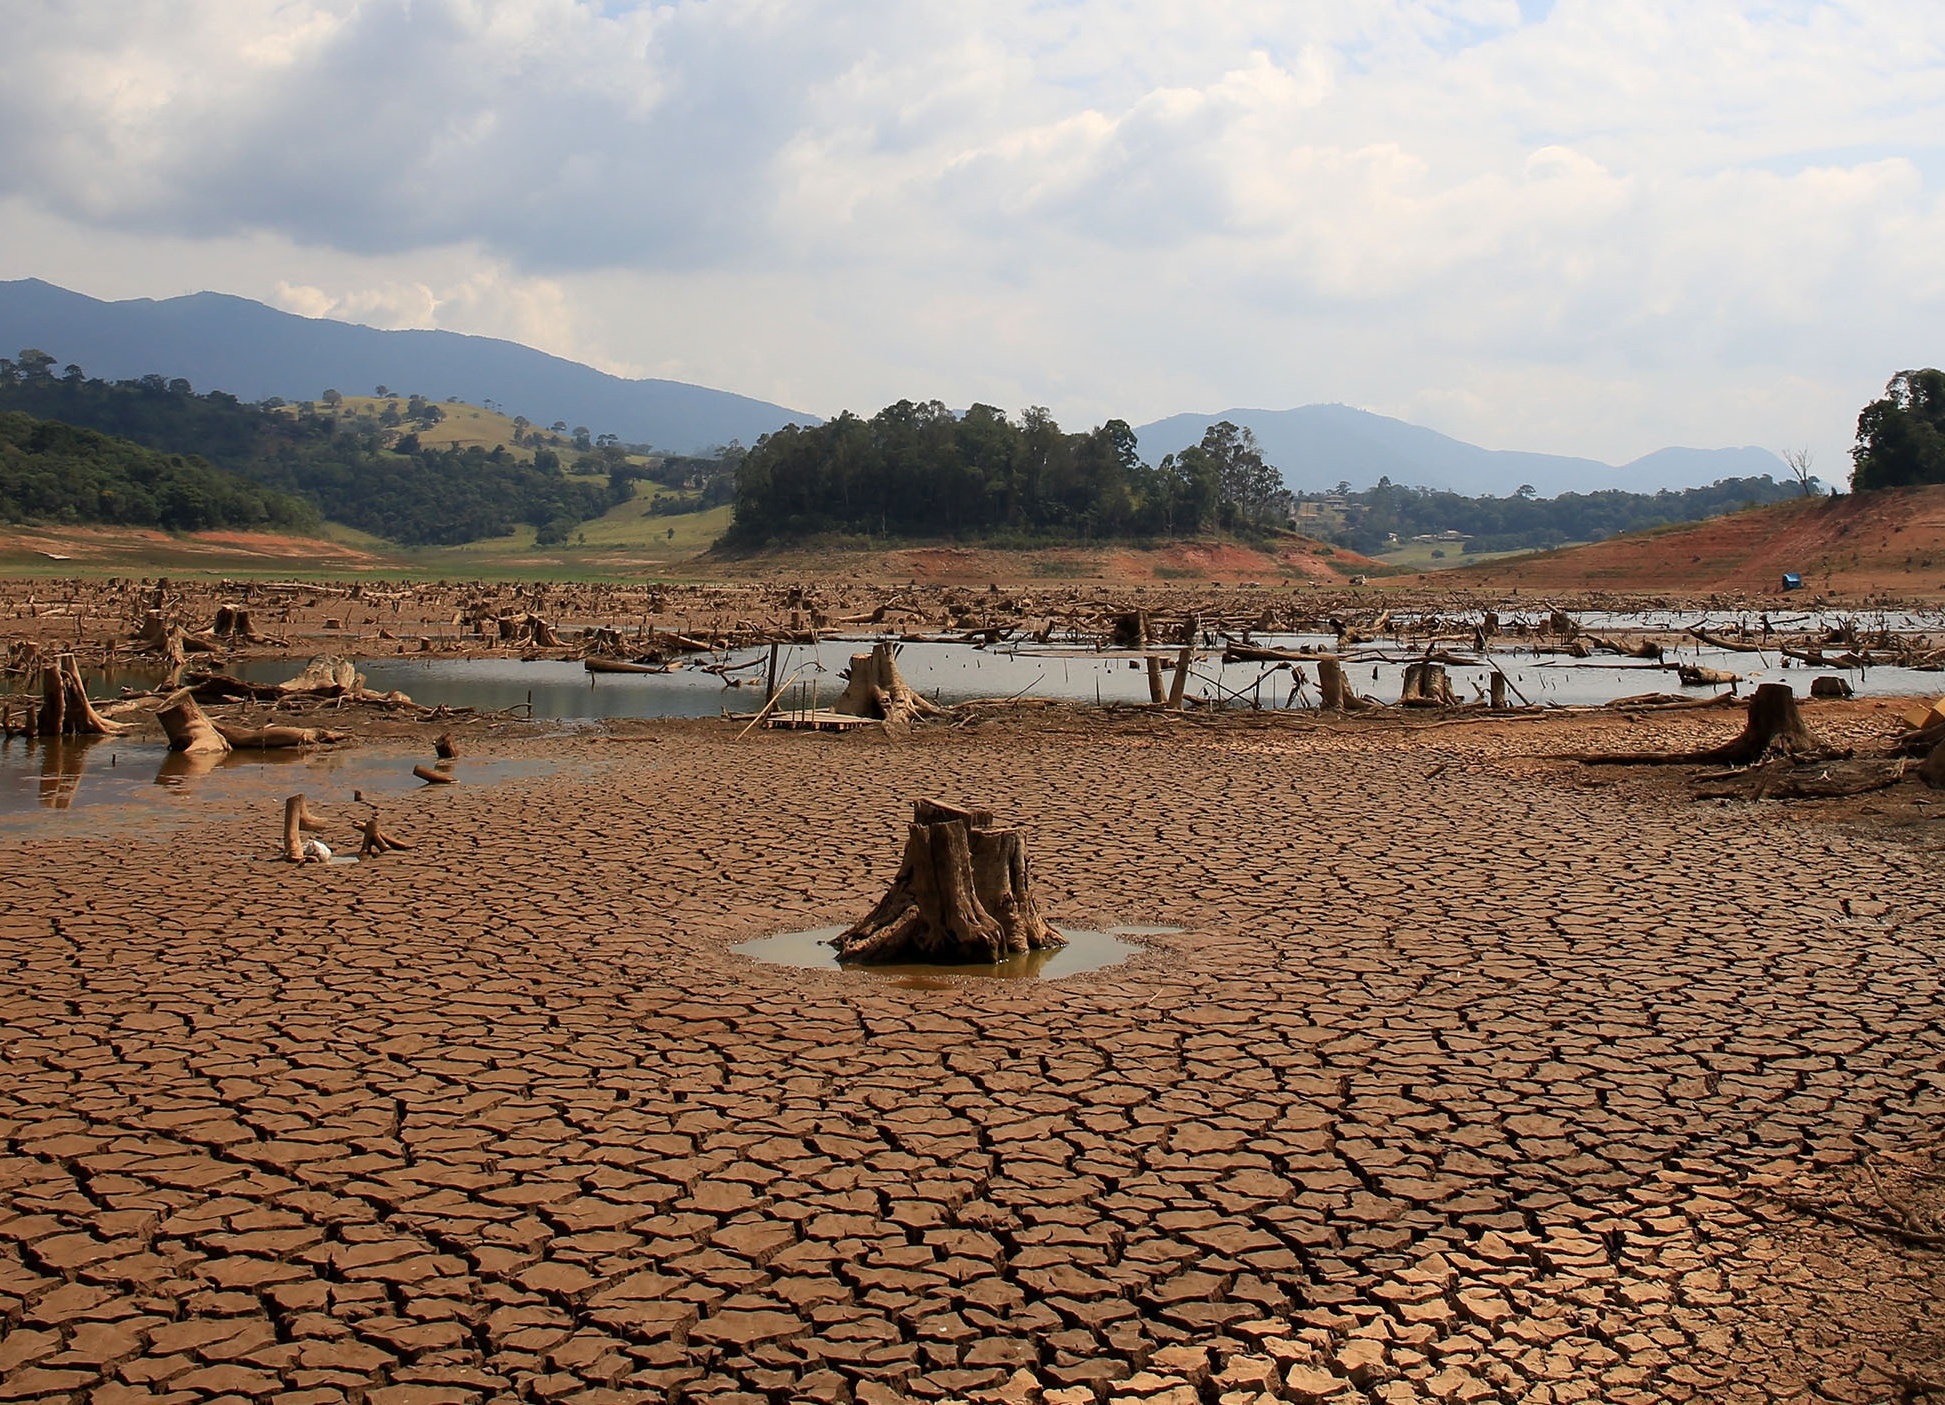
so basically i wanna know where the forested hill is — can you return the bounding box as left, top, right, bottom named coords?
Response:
left=0, top=412, right=316, bottom=533
left=0, top=359, right=620, bottom=545
left=730, top=401, right=1288, bottom=543
left=0, top=278, right=816, bottom=454
left=1323, top=475, right=1814, bottom=556
left=731, top=398, right=1816, bottom=554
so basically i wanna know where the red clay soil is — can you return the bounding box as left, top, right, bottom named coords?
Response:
left=0, top=524, right=385, bottom=570
left=1427, top=485, right=1945, bottom=600
left=726, top=536, right=1380, bottom=587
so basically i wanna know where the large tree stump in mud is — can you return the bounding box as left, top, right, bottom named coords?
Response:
left=1318, top=657, right=1376, bottom=712
left=37, top=658, right=64, bottom=737
left=38, top=655, right=131, bottom=737
left=833, top=643, right=946, bottom=727
left=156, top=690, right=232, bottom=754
left=1576, top=682, right=1834, bottom=766
left=830, top=800, right=1065, bottom=964
left=1400, top=661, right=1456, bottom=707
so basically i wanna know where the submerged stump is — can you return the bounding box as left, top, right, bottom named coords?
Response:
left=831, top=800, right=1065, bottom=964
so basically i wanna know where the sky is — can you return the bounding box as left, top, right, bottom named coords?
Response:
left=2, top=0, right=1941, bottom=477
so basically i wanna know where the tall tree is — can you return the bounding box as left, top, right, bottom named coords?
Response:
left=1852, top=369, right=1945, bottom=491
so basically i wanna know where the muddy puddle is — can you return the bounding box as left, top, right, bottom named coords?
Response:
left=733, top=925, right=1162, bottom=986
left=0, top=736, right=552, bottom=828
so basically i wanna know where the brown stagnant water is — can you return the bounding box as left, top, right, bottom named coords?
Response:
left=733, top=925, right=1173, bottom=984
left=0, top=736, right=553, bottom=826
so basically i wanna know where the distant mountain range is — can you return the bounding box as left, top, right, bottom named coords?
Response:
left=1, top=278, right=1787, bottom=496
left=1133, top=405, right=1788, bottom=499
left=0, top=279, right=818, bottom=455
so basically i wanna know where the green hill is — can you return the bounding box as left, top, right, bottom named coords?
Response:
left=0, top=410, right=316, bottom=533
left=0, top=360, right=623, bottom=545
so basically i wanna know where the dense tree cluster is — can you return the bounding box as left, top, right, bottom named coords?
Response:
left=0, top=411, right=316, bottom=532
left=0, top=352, right=622, bottom=545
left=1324, top=475, right=1809, bottom=557
left=1851, top=369, right=1945, bottom=491
left=729, top=401, right=1290, bottom=543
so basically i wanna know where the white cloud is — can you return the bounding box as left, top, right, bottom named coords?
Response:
left=2, top=0, right=1942, bottom=476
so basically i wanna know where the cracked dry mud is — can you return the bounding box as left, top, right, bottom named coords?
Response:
left=2, top=715, right=1942, bottom=1405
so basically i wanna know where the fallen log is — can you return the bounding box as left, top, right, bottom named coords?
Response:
left=184, top=672, right=286, bottom=703
left=585, top=656, right=679, bottom=674
left=830, top=800, right=1064, bottom=964
left=413, top=764, right=456, bottom=785
left=1686, top=626, right=1767, bottom=654
left=215, top=722, right=349, bottom=748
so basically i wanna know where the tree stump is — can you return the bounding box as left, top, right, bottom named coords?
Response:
left=830, top=800, right=1064, bottom=964
left=157, top=690, right=232, bottom=754
left=1318, top=657, right=1375, bottom=711
left=358, top=812, right=414, bottom=855
left=37, top=659, right=64, bottom=737
left=1399, top=661, right=1456, bottom=707
left=1576, top=683, right=1835, bottom=766
left=832, top=643, right=945, bottom=727
left=60, top=655, right=131, bottom=735
left=1166, top=614, right=1198, bottom=709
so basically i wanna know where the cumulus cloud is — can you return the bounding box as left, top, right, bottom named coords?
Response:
left=1, top=0, right=1941, bottom=470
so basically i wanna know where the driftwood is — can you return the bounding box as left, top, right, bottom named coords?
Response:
left=413, top=764, right=456, bottom=785
left=215, top=722, right=349, bottom=748
left=1576, top=683, right=1836, bottom=767
left=280, top=657, right=359, bottom=694
left=434, top=732, right=459, bottom=760
left=830, top=800, right=1064, bottom=964
left=156, top=690, right=231, bottom=754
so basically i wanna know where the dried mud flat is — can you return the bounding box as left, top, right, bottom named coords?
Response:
left=2, top=708, right=1943, bottom=1405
